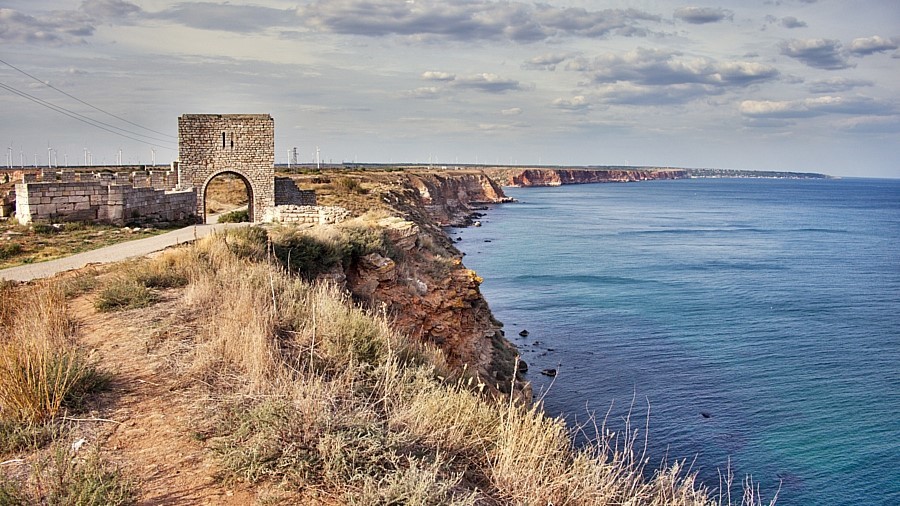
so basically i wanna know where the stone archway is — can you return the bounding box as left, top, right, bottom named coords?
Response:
left=200, top=170, right=254, bottom=224
left=177, top=114, right=275, bottom=222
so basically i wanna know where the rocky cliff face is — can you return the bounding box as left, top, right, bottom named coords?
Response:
left=403, top=172, right=513, bottom=226
left=485, top=168, right=688, bottom=186
left=326, top=171, right=525, bottom=397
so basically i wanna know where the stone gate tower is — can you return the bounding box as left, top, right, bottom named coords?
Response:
left=177, top=114, right=275, bottom=222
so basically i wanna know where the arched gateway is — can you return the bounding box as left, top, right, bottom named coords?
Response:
left=177, top=114, right=275, bottom=223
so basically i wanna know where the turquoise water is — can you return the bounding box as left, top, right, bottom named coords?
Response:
left=454, top=178, right=899, bottom=505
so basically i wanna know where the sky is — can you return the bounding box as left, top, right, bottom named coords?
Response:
left=1, top=1, right=898, bottom=178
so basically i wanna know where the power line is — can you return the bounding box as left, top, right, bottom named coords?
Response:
left=0, top=57, right=176, bottom=140
left=0, top=81, right=175, bottom=150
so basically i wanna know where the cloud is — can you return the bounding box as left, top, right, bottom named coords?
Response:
left=593, top=82, right=716, bottom=105
left=568, top=48, right=779, bottom=88
left=779, top=38, right=853, bottom=69
left=780, top=16, right=807, bottom=29
left=405, top=86, right=443, bottom=99
left=501, top=107, right=523, bottom=116
left=848, top=35, right=898, bottom=56
left=523, top=52, right=573, bottom=71
left=836, top=116, right=900, bottom=134
left=151, top=2, right=298, bottom=33
left=552, top=95, right=591, bottom=111
left=454, top=73, right=524, bottom=93
left=299, top=1, right=661, bottom=42
left=419, top=71, right=526, bottom=93
left=808, top=77, right=873, bottom=94
left=0, top=7, right=95, bottom=44
left=80, top=0, right=141, bottom=20
left=421, top=71, right=456, bottom=81
left=740, top=96, right=893, bottom=119
left=673, top=6, right=733, bottom=24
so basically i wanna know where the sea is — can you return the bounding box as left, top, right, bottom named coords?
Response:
left=452, top=177, right=899, bottom=506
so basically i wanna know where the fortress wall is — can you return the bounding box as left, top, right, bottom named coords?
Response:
left=14, top=177, right=196, bottom=226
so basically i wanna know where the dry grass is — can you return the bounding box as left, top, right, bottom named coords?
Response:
left=0, top=283, right=105, bottom=424
left=139, top=228, right=774, bottom=505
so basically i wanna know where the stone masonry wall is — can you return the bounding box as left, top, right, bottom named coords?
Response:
left=262, top=205, right=349, bottom=225
left=14, top=176, right=196, bottom=226
left=178, top=114, right=275, bottom=222
left=275, top=177, right=316, bottom=206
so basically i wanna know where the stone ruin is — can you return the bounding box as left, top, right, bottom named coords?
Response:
left=8, top=114, right=347, bottom=226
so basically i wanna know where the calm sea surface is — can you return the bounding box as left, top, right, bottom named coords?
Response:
left=453, top=178, right=899, bottom=506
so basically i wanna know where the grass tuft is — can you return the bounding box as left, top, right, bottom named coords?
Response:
left=94, top=278, right=156, bottom=312
left=0, top=284, right=105, bottom=424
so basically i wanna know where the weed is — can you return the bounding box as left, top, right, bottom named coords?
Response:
left=0, top=419, right=59, bottom=454
left=94, top=278, right=156, bottom=312
left=0, top=242, right=21, bottom=260
left=31, top=444, right=136, bottom=506
left=31, top=223, right=57, bottom=235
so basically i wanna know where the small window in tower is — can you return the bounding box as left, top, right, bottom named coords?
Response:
left=222, top=132, right=226, bottom=148
left=230, top=132, right=234, bottom=149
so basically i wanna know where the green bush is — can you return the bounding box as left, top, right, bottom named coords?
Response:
left=217, top=209, right=250, bottom=223
left=273, top=232, right=345, bottom=279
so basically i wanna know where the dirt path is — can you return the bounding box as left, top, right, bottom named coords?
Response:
left=70, top=295, right=254, bottom=505
left=0, top=223, right=248, bottom=282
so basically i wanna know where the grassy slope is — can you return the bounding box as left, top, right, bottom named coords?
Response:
left=1, top=227, right=774, bottom=504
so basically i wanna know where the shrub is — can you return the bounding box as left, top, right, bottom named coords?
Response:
left=332, top=177, right=367, bottom=195
left=94, top=278, right=156, bottom=312
left=0, top=242, right=22, bottom=260
left=270, top=228, right=345, bottom=279
left=217, top=209, right=250, bottom=223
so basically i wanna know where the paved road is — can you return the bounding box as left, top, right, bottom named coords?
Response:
left=0, top=223, right=248, bottom=282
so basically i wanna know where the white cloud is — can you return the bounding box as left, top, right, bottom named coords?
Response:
left=568, top=48, right=779, bottom=88
left=501, top=107, right=523, bottom=116
left=422, top=71, right=456, bottom=81
left=848, top=35, right=898, bottom=56
left=552, top=95, right=590, bottom=111
left=740, top=96, right=893, bottom=118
